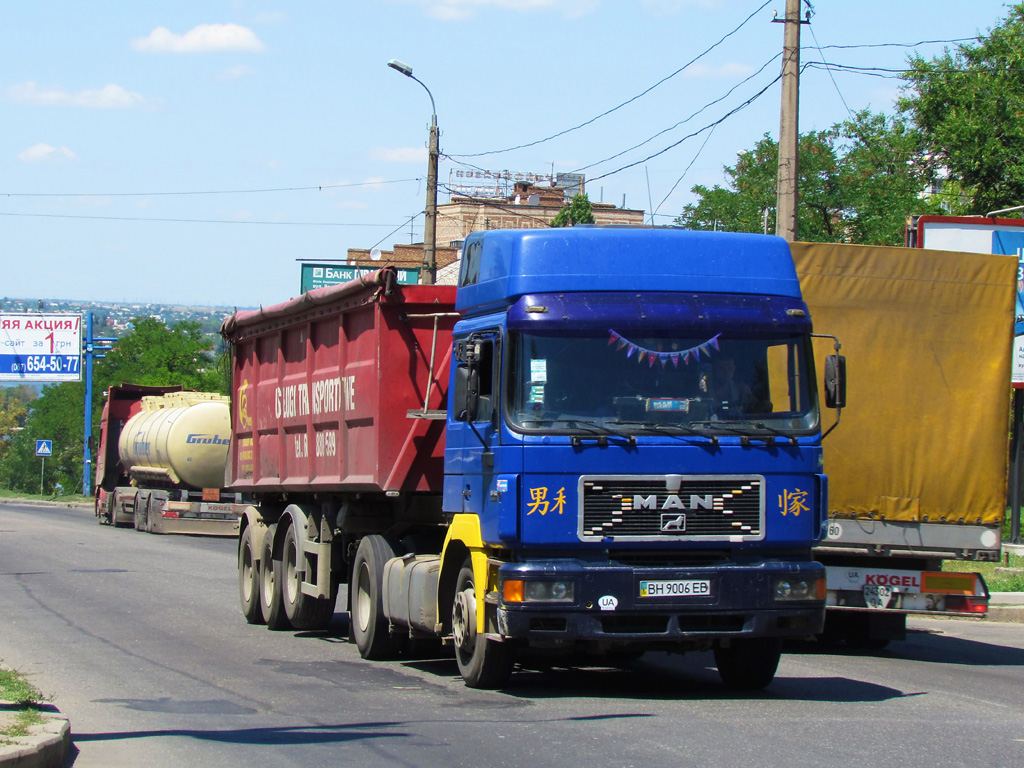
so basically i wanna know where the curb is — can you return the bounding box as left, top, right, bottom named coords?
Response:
left=0, top=713, right=70, bottom=768
left=986, top=605, right=1024, bottom=623
left=1, top=498, right=92, bottom=511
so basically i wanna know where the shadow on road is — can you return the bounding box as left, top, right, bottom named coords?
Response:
left=785, top=627, right=1024, bottom=667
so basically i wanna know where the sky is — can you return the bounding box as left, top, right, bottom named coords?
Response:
left=1, top=0, right=1018, bottom=308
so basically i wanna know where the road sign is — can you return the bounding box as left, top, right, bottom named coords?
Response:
left=0, top=313, right=83, bottom=383
left=36, top=440, right=53, bottom=457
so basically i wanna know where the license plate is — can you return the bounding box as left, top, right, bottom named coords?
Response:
left=639, top=579, right=712, bottom=597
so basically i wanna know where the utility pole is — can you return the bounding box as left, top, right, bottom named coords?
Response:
left=774, top=0, right=806, bottom=242
left=423, top=115, right=439, bottom=285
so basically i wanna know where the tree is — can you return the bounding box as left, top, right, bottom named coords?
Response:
left=94, top=316, right=226, bottom=395
left=551, top=193, right=596, bottom=227
left=900, top=4, right=1024, bottom=215
left=0, top=383, right=83, bottom=494
left=676, top=110, right=946, bottom=245
left=0, top=386, right=34, bottom=464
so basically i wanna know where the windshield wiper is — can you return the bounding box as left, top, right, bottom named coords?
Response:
left=519, top=417, right=636, bottom=447
left=609, top=419, right=719, bottom=444
left=564, top=419, right=637, bottom=447
left=689, top=420, right=798, bottom=446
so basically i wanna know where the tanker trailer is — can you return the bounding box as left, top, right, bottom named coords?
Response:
left=94, top=384, right=248, bottom=535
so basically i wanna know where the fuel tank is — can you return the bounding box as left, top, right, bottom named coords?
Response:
left=118, top=392, right=231, bottom=489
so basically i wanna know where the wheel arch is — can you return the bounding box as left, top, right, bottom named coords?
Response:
left=438, top=514, right=490, bottom=635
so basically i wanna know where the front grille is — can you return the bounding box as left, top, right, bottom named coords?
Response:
left=580, top=475, right=764, bottom=541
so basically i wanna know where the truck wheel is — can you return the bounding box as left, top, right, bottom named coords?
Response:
left=238, top=525, right=265, bottom=625
left=280, top=523, right=336, bottom=631
left=714, top=638, right=781, bottom=691
left=259, top=524, right=290, bottom=630
left=351, top=535, right=403, bottom=660
left=452, top=559, right=514, bottom=689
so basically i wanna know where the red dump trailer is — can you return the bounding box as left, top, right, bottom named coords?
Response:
left=222, top=270, right=459, bottom=636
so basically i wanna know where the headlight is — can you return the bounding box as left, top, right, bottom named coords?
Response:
left=503, top=579, right=575, bottom=603
left=774, top=575, right=825, bottom=601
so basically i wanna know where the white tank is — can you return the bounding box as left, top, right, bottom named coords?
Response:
left=118, top=393, right=231, bottom=490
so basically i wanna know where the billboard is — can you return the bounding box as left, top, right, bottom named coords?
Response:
left=300, top=264, right=420, bottom=294
left=0, top=313, right=83, bottom=382
left=909, top=215, right=1024, bottom=385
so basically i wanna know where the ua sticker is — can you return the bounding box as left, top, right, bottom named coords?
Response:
left=598, top=595, right=618, bottom=611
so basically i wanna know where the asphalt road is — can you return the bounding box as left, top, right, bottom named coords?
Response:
left=2, top=501, right=1023, bottom=768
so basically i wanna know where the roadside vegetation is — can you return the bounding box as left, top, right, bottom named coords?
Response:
left=0, top=663, right=48, bottom=741
left=944, top=551, right=1024, bottom=592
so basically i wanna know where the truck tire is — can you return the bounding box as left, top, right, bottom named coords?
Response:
left=238, top=525, right=265, bottom=625
left=259, top=524, right=291, bottom=630
left=280, top=523, right=336, bottom=631
left=452, top=559, right=514, bottom=689
left=714, top=637, right=781, bottom=691
left=351, top=535, right=403, bottom=660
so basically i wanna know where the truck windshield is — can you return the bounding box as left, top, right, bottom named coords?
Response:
left=507, top=331, right=818, bottom=436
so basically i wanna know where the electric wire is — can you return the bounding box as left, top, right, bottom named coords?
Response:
left=450, top=0, right=773, bottom=159
left=1, top=178, right=421, bottom=199
left=573, top=53, right=781, bottom=175
left=0, top=211, right=403, bottom=227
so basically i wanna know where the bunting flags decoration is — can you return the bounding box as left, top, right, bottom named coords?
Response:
left=608, top=330, right=721, bottom=368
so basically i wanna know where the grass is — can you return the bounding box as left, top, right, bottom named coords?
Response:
left=0, top=488, right=91, bottom=504
left=943, top=551, right=1024, bottom=592
left=0, top=664, right=49, bottom=741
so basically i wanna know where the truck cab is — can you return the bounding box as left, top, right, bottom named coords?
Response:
left=439, top=227, right=830, bottom=687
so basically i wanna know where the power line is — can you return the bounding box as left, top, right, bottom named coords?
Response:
left=807, top=23, right=854, bottom=119
left=0, top=211, right=404, bottom=227
left=450, top=0, right=773, bottom=159
left=0, top=178, right=421, bottom=198
left=582, top=74, right=782, bottom=184
left=573, top=53, right=780, bottom=175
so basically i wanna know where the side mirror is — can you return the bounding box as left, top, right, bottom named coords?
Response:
left=824, top=355, right=846, bottom=409
left=452, top=365, right=480, bottom=422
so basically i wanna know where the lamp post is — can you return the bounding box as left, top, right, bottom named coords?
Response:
left=388, top=58, right=438, bottom=285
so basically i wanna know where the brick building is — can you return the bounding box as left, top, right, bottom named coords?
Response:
left=346, top=181, right=646, bottom=282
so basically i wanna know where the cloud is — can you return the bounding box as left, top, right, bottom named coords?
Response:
left=371, top=146, right=427, bottom=163
left=6, top=82, right=151, bottom=109
left=394, top=0, right=596, bottom=21
left=18, top=143, right=76, bottom=164
left=131, top=23, right=265, bottom=53
left=684, top=62, right=755, bottom=78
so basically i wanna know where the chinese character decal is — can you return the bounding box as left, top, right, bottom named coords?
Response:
left=527, top=486, right=567, bottom=516
left=779, top=488, right=809, bottom=517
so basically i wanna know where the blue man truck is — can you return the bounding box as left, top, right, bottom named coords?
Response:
left=222, top=227, right=839, bottom=689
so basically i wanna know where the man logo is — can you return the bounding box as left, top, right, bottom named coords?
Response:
left=661, top=514, right=686, bottom=532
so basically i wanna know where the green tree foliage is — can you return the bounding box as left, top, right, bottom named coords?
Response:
left=0, top=383, right=83, bottom=494
left=550, top=193, right=596, bottom=227
left=0, top=386, right=35, bottom=464
left=676, top=111, right=946, bottom=245
left=900, top=4, right=1024, bottom=214
left=94, top=316, right=225, bottom=395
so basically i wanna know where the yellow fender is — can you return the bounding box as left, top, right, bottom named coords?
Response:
left=442, top=514, right=492, bottom=635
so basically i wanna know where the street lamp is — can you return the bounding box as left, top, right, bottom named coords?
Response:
left=388, top=58, right=438, bottom=285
